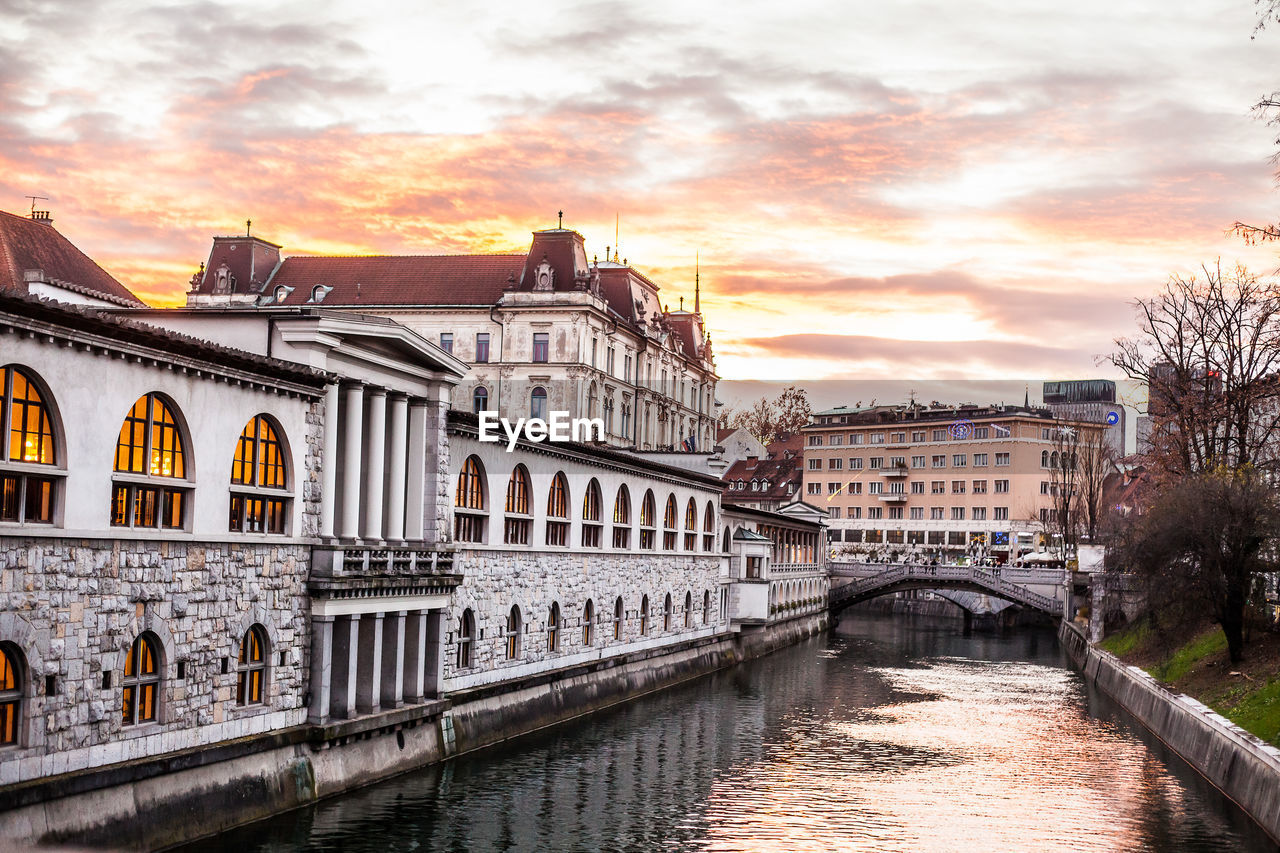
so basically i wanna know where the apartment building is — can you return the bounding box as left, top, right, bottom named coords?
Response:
left=801, top=403, right=1102, bottom=561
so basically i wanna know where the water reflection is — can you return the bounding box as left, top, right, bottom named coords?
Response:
left=179, top=615, right=1274, bottom=853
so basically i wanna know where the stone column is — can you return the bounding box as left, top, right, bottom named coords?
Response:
left=363, top=388, right=388, bottom=542
left=320, top=383, right=340, bottom=540
left=329, top=614, right=359, bottom=720
left=380, top=610, right=406, bottom=708
left=339, top=383, right=364, bottom=540
left=308, top=614, right=334, bottom=723
left=386, top=395, right=410, bottom=543
left=402, top=610, right=428, bottom=703
left=423, top=609, right=445, bottom=698
left=405, top=400, right=428, bottom=542
left=356, top=611, right=384, bottom=713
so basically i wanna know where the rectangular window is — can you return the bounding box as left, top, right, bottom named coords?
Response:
left=951, top=480, right=965, bottom=494
left=931, top=507, right=944, bottom=520
left=808, top=459, right=821, bottom=470
left=910, top=481, right=925, bottom=494
left=475, top=333, right=490, bottom=363
left=972, top=507, right=987, bottom=521
left=972, top=480, right=987, bottom=494
left=829, top=434, right=844, bottom=446
left=827, top=482, right=842, bottom=494
left=869, top=457, right=882, bottom=469
left=974, top=427, right=989, bottom=439
left=931, top=481, right=945, bottom=494
left=910, top=507, right=924, bottom=520
left=607, top=347, right=616, bottom=375
left=868, top=481, right=883, bottom=494
left=1041, top=481, right=1050, bottom=494
left=849, top=457, right=863, bottom=470
left=912, top=431, right=925, bottom=442
left=952, top=454, right=967, bottom=467
left=994, top=479, right=1009, bottom=493
left=808, top=435, right=824, bottom=446
left=867, top=507, right=883, bottom=520
left=532, top=332, right=549, bottom=363
left=439, top=333, right=453, bottom=354
left=1043, top=428, right=1052, bottom=440
left=847, top=482, right=862, bottom=494
left=911, top=455, right=925, bottom=468
left=951, top=507, right=965, bottom=520
left=829, top=507, right=842, bottom=519
left=932, top=455, right=946, bottom=468
left=624, top=354, right=632, bottom=382
left=888, top=507, right=903, bottom=519
left=891, top=432, right=906, bottom=443
left=889, top=456, right=906, bottom=468
left=849, top=506, right=862, bottom=519
left=807, top=483, right=821, bottom=495
left=850, top=434, right=864, bottom=445
left=932, top=429, right=947, bottom=441
left=590, top=337, right=597, bottom=368
left=994, top=507, right=1009, bottom=520
left=995, top=452, right=1010, bottom=466
left=973, top=453, right=988, bottom=466
left=870, top=433, right=885, bottom=444
left=828, top=458, right=843, bottom=470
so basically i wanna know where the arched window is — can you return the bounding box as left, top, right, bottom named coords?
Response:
left=0, top=365, right=59, bottom=525
left=703, top=589, right=711, bottom=625
left=1051, top=451, right=1060, bottom=470
left=504, top=465, right=532, bottom=544
left=122, top=633, right=161, bottom=726
left=454, top=455, right=488, bottom=543
left=640, top=595, right=650, bottom=635
left=236, top=625, right=268, bottom=706
left=639, top=490, right=656, bottom=549
left=0, top=643, right=24, bottom=745
left=663, top=494, right=678, bottom=550
left=457, top=609, right=475, bottom=669
left=683, top=498, right=698, bottom=550
left=531, top=386, right=547, bottom=421
left=702, top=502, right=715, bottom=551
left=505, top=605, right=522, bottom=660
left=587, top=382, right=598, bottom=420
left=229, top=415, right=289, bottom=534
left=684, top=591, right=693, bottom=628
left=113, top=394, right=189, bottom=530
left=663, top=593, right=673, bottom=631
left=612, top=485, right=632, bottom=548
left=583, top=599, right=594, bottom=646
left=613, top=596, right=624, bottom=640
left=582, top=479, right=603, bottom=548
left=546, top=472, right=570, bottom=546
left=722, top=527, right=731, bottom=553
left=547, top=602, right=561, bottom=652
left=1041, top=450, right=1050, bottom=467
left=473, top=386, right=489, bottom=414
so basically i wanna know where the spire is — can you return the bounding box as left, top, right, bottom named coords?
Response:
left=694, top=251, right=701, bottom=315
left=1024, top=384, right=1030, bottom=409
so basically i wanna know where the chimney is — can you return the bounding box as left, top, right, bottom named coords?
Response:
left=29, top=210, right=53, bottom=226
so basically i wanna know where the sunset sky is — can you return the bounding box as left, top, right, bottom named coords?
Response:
left=4, top=0, right=1280, bottom=383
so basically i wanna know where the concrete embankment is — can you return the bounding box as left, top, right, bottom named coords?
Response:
left=1059, top=620, right=1280, bottom=844
left=0, top=613, right=827, bottom=850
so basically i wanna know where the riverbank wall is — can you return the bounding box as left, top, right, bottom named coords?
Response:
left=0, top=612, right=827, bottom=850
left=1058, top=620, right=1280, bottom=844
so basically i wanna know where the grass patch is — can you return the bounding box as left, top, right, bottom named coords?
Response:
left=1098, top=620, right=1150, bottom=657
left=1153, top=627, right=1228, bottom=682
left=1212, top=677, right=1280, bottom=748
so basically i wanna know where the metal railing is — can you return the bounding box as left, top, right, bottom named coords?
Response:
left=828, top=562, right=1062, bottom=613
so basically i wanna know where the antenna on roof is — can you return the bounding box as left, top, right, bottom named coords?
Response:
left=25, top=196, right=48, bottom=216
left=694, top=251, right=701, bottom=315
left=557, top=210, right=563, bottom=229
left=246, top=219, right=252, bottom=237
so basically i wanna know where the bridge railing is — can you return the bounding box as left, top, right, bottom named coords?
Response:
left=829, top=562, right=1062, bottom=614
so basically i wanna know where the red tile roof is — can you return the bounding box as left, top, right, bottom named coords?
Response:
left=0, top=210, right=143, bottom=306
left=265, top=254, right=526, bottom=307
left=722, top=446, right=804, bottom=504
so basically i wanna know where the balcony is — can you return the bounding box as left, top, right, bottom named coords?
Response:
left=877, top=493, right=908, bottom=502
left=309, top=545, right=462, bottom=598
left=879, top=465, right=910, bottom=477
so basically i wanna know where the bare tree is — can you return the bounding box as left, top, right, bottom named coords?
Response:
left=720, top=386, right=814, bottom=445
left=1110, top=263, right=1280, bottom=479
left=1076, top=426, right=1118, bottom=542
left=1046, top=426, right=1084, bottom=559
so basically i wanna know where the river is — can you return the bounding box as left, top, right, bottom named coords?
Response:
left=178, top=614, right=1276, bottom=852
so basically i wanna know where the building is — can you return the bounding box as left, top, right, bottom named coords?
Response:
left=1042, top=379, right=1125, bottom=456
left=803, top=403, right=1103, bottom=562
left=0, top=215, right=826, bottom=847
left=721, top=431, right=805, bottom=511
left=182, top=225, right=719, bottom=454
left=715, top=427, right=765, bottom=469
left=0, top=208, right=144, bottom=308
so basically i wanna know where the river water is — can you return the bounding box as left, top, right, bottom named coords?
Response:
left=181, top=615, right=1276, bottom=852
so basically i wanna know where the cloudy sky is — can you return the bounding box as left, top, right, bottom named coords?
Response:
left=4, top=0, right=1280, bottom=382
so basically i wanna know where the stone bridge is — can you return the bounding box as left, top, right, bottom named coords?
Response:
left=828, top=562, right=1068, bottom=616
